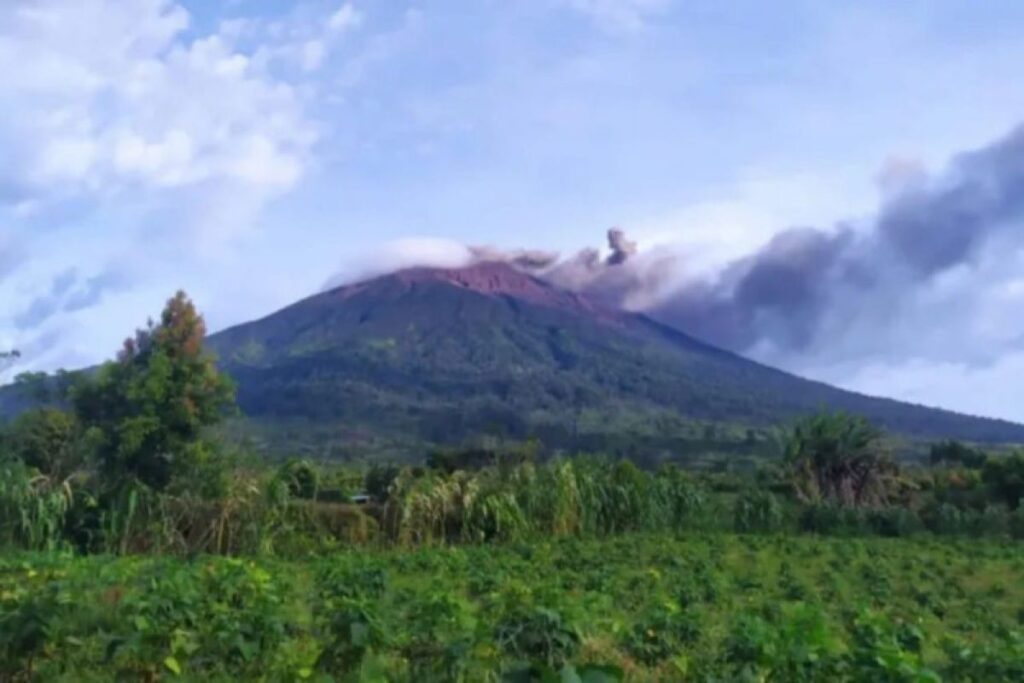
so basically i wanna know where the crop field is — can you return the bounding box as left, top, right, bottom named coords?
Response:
left=3, top=534, right=1023, bottom=682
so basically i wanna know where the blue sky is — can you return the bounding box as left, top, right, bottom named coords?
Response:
left=3, top=0, right=1024, bottom=420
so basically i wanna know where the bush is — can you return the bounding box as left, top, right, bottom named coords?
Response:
left=4, top=408, right=85, bottom=481
left=723, top=605, right=844, bottom=680
left=1011, top=504, right=1024, bottom=540
left=865, top=507, right=923, bottom=538
left=734, top=489, right=785, bottom=533
left=365, top=463, right=402, bottom=502
left=798, top=504, right=867, bottom=535
left=921, top=502, right=966, bottom=536
left=496, top=607, right=581, bottom=668
left=275, top=458, right=320, bottom=499
left=623, top=606, right=701, bottom=665
left=944, top=630, right=1024, bottom=681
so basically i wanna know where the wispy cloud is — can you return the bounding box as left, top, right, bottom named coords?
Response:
left=561, top=0, right=671, bottom=33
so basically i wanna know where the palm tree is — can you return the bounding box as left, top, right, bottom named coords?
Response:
left=785, top=411, right=896, bottom=507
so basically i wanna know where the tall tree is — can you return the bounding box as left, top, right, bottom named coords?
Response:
left=73, top=292, right=235, bottom=490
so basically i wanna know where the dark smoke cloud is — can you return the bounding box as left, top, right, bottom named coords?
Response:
left=542, top=228, right=657, bottom=295
left=653, top=227, right=856, bottom=351
left=637, top=124, right=1024, bottom=354
left=606, top=228, right=637, bottom=265
left=876, top=129, right=1024, bottom=275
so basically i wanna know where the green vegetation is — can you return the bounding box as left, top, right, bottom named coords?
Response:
left=1, top=292, right=1024, bottom=681
left=2, top=536, right=1023, bottom=681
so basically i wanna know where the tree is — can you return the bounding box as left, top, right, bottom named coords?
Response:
left=365, top=463, right=402, bottom=502
left=4, top=408, right=85, bottom=482
left=785, top=412, right=895, bottom=507
left=982, top=452, right=1024, bottom=509
left=73, top=291, right=235, bottom=490
left=930, top=440, right=987, bottom=469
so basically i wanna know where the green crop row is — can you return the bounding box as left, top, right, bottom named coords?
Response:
left=2, top=533, right=1022, bottom=682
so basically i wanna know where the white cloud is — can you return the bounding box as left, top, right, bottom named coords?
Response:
left=0, top=0, right=335, bottom=373
left=328, top=3, right=362, bottom=33
left=323, top=237, right=473, bottom=290
left=563, top=0, right=670, bottom=33
left=301, top=39, right=327, bottom=71
left=633, top=170, right=875, bottom=282
left=0, top=0, right=316, bottom=207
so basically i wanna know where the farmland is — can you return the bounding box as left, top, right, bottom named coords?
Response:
left=3, top=534, right=1023, bottom=681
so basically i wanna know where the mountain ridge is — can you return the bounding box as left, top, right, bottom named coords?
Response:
left=200, top=261, right=1024, bottom=456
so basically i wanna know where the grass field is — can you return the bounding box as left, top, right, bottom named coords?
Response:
left=3, top=534, right=1023, bottom=682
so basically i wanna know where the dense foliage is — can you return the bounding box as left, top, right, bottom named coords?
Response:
left=2, top=535, right=1022, bottom=681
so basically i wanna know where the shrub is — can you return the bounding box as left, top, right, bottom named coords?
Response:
left=865, top=507, right=923, bottom=538
left=623, top=606, right=701, bottom=665
left=723, top=606, right=843, bottom=681
left=944, top=630, right=1024, bottom=681
left=798, top=503, right=867, bottom=535
left=496, top=607, right=581, bottom=668
left=921, top=502, right=965, bottom=536
left=365, top=463, right=402, bottom=502
left=846, top=611, right=940, bottom=681
left=1011, top=504, right=1024, bottom=540
left=734, top=489, right=785, bottom=533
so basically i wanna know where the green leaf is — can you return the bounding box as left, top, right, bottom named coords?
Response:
left=164, top=656, right=182, bottom=675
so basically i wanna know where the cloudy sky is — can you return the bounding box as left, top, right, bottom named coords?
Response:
left=3, top=0, right=1024, bottom=421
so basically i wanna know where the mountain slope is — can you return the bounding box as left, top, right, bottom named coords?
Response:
left=204, top=262, right=1024, bottom=455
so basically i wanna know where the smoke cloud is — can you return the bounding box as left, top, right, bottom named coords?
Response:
left=606, top=228, right=637, bottom=265
left=589, top=123, right=1024, bottom=359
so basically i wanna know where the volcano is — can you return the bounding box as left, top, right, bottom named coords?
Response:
left=201, top=261, right=1024, bottom=458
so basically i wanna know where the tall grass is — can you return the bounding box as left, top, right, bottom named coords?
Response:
left=381, top=457, right=721, bottom=545
left=2, top=453, right=1020, bottom=557
left=0, top=462, right=72, bottom=551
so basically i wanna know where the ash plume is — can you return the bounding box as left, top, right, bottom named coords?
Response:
left=642, top=124, right=1024, bottom=355
left=472, top=124, right=1024, bottom=362
left=542, top=228, right=664, bottom=300
left=606, top=228, right=637, bottom=265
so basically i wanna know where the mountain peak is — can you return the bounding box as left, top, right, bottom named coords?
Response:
left=327, top=260, right=616, bottom=320
left=395, top=261, right=566, bottom=301
left=394, top=260, right=540, bottom=290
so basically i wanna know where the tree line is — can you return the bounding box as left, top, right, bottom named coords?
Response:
left=0, top=292, right=1023, bottom=554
